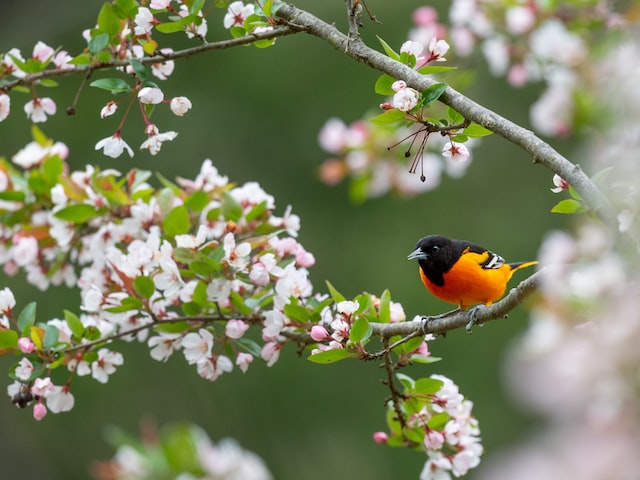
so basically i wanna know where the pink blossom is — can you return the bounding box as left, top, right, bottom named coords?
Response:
left=24, top=97, right=56, bottom=123
left=506, top=6, right=536, bottom=35
left=0, top=287, right=16, bottom=313
left=336, top=300, right=359, bottom=316
left=424, top=428, right=445, bottom=450
left=134, top=7, right=155, bottom=35
left=225, top=319, right=249, bottom=339
left=100, top=101, right=118, bottom=118
left=138, top=86, right=164, bottom=104
left=151, top=48, right=175, bottom=80
left=140, top=125, right=178, bottom=155
left=222, top=233, right=251, bottom=269
left=45, top=385, right=75, bottom=413
left=13, top=236, right=38, bottom=267
left=182, top=328, right=214, bottom=365
left=95, top=132, right=134, bottom=158
left=400, top=40, right=426, bottom=65
left=32, top=41, right=54, bottom=62
left=236, top=352, right=253, bottom=373
left=413, top=7, right=438, bottom=26
left=170, top=96, right=192, bottom=116
left=148, top=333, right=182, bottom=362
left=18, top=337, right=35, bottom=354
left=442, top=141, right=470, bottom=162
left=373, top=431, right=389, bottom=444
left=33, top=401, right=47, bottom=421
left=150, top=0, right=172, bottom=9
left=317, top=117, right=348, bottom=154
left=310, top=325, right=332, bottom=342
left=391, top=80, right=407, bottom=92
left=15, top=358, right=34, bottom=381
left=31, top=377, right=53, bottom=396
left=4, top=48, right=26, bottom=78
left=427, top=37, right=450, bottom=62
left=0, top=94, right=10, bottom=121
left=550, top=174, right=569, bottom=193
left=53, top=50, right=73, bottom=69
left=261, top=341, right=281, bottom=367
left=223, top=1, right=255, bottom=29
left=91, top=348, right=124, bottom=383
left=392, top=87, right=420, bottom=112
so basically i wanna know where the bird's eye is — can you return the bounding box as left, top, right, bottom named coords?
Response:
left=430, top=245, right=440, bottom=254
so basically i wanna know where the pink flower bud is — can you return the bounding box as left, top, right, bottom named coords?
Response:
left=18, top=337, right=35, bottom=353
left=310, top=325, right=331, bottom=342
left=373, top=431, right=389, bottom=444
left=33, top=401, right=47, bottom=421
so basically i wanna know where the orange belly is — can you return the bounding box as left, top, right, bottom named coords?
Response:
left=419, top=254, right=512, bottom=309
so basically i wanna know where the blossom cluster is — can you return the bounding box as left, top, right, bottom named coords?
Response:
left=94, top=422, right=272, bottom=480
left=317, top=32, right=491, bottom=200
left=0, top=1, right=278, bottom=159
left=318, top=115, right=475, bottom=201
left=408, top=2, right=627, bottom=137
left=2, top=130, right=316, bottom=420
left=376, top=373, right=482, bottom=480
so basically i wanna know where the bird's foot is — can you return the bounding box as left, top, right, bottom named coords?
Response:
left=465, top=306, right=486, bottom=333
left=421, top=308, right=460, bottom=334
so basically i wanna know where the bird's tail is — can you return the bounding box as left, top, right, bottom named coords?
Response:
left=508, top=260, right=538, bottom=274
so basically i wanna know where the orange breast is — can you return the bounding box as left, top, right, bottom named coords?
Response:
left=419, top=252, right=512, bottom=309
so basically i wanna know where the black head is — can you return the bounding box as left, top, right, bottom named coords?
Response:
left=408, top=235, right=466, bottom=286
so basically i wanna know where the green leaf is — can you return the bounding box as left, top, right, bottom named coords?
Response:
left=446, top=106, right=464, bottom=124
left=0, top=330, right=18, bottom=349
left=417, top=65, right=456, bottom=75
left=42, top=324, right=60, bottom=349
left=229, top=290, right=253, bottom=315
left=307, top=348, right=352, bottom=364
left=88, top=33, right=110, bottom=55
left=551, top=198, right=586, bottom=214
left=376, top=36, right=400, bottom=60
left=245, top=201, right=268, bottom=222
left=397, top=335, right=423, bottom=354
left=97, top=3, right=121, bottom=38
left=17, top=302, right=36, bottom=333
left=415, top=377, right=444, bottom=395
left=463, top=123, right=493, bottom=138
left=370, top=109, right=406, bottom=125
left=156, top=19, right=190, bottom=34
left=349, top=317, right=372, bottom=344
left=184, top=190, right=209, bottom=212
left=284, top=303, right=310, bottom=322
left=235, top=337, right=262, bottom=357
left=90, top=77, right=131, bottom=93
left=39, top=78, right=59, bottom=88
left=133, top=276, right=155, bottom=299
left=31, top=124, right=49, bottom=146
left=420, top=83, right=447, bottom=107
left=374, top=74, right=396, bottom=96
left=128, top=59, right=147, bottom=80
left=113, top=0, right=138, bottom=18
left=181, top=301, right=202, bottom=316
left=53, top=204, right=98, bottom=224
left=104, top=297, right=143, bottom=313
left=163, top=205, right=191, bottom=236
left=325, top=281, right=346, bottom=303
left=395, top=372, right=415, bottom=391
left=427, top=412, right=450, bottom=431
left=378, top=289, right=391, bottom=323
left=64, top=310, right=85, bottom=339
left=410, top=354, right=441, bottom=364
left=221, top=191, right=242, bottom=222
left=68, top=53, right=91, bottom=65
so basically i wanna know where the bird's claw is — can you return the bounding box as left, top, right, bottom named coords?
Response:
left=465, top=306, right=485, bottom=333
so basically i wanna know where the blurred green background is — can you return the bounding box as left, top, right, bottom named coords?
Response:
left=0, top=1, right=569, bottom=478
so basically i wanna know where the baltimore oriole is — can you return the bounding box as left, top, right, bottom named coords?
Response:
left=408, top=235, right=537, bottom=310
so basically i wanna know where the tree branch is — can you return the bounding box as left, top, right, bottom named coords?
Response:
left=370, top=269, right=541, bottom=338
left=276, top=4, right=616, bottom=225
left=1, top=25, right=297, bottom=92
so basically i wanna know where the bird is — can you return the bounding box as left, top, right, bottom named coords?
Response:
left=408, top=235, right=537, bottom=310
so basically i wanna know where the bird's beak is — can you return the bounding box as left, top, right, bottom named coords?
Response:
left=407, top=248, right=427, bottom=261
